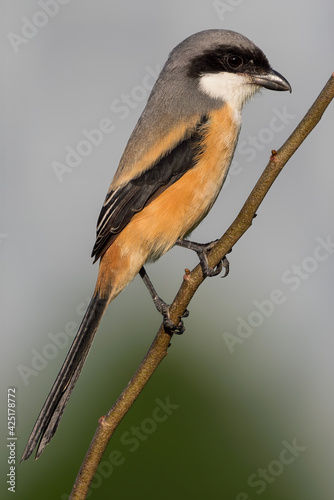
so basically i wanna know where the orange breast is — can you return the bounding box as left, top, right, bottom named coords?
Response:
left=96, top=103, right=240, bottom=298
left=119, top=103, right=240, bottom=260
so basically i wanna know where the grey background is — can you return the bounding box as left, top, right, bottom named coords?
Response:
left=2, top=1, right=334, bottom=499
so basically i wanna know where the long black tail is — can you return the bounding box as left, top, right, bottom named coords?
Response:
left=21, top=294, right=108, bottom=461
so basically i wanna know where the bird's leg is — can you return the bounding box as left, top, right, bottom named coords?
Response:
left=139, top=267, right=188, bottom=334
left=175, top=238, right=230, bottom=278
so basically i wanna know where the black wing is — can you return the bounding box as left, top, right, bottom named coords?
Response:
left=91, top=116, right=208, bottom=262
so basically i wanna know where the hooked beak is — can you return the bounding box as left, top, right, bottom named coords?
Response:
left=252, top=68, right=292, bottom=93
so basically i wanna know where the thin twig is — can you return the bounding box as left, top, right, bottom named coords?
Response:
left=70, top=73, right=334, bottom=499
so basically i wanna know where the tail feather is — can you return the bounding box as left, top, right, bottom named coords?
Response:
left=21, top=295, right=108, bottom=461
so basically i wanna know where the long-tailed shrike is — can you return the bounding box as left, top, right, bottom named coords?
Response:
left=21, top=29, right=291, bottom=461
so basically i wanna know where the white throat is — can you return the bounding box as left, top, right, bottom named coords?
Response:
left=199, top=72, right=260, bottom=120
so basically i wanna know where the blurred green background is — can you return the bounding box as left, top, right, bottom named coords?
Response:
left=2, top=0, right=333, bottom=498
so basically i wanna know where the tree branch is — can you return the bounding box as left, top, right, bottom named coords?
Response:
left=69, top=73, right=334, bottom=499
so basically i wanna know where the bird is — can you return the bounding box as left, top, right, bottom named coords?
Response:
left=21, top=29, right=291, bottom=461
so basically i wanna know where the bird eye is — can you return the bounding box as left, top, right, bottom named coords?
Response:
left=227, top=55, right=243, bottom=70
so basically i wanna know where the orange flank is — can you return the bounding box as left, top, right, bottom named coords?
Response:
left=96, top=103, right=239, bottom=301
